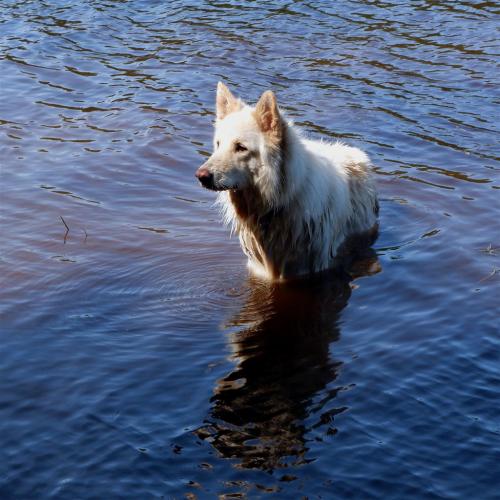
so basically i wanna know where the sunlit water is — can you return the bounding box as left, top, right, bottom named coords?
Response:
left=1, top=1, right=499, bottom=498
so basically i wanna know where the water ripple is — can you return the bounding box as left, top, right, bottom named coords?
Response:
left=1, top=0, right=499, bottom=498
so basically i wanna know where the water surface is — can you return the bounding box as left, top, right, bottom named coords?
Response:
left=1, top=1, right=499, bottom=498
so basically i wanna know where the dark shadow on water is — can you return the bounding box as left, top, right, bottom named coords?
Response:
left=195, top=254, right=381, bottom=472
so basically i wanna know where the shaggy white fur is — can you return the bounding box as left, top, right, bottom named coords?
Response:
left=196, top=83, right=379, bottom=280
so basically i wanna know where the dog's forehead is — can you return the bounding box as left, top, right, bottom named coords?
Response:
left=216, top=107, right=259, bottom=141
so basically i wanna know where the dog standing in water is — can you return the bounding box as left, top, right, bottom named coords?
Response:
left=195, top=82, right=379, bottom=280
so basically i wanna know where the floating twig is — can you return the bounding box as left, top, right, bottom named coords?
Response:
left=60, top=216, right=69, bottom=232
left=60, top=216, right=69, bottom=244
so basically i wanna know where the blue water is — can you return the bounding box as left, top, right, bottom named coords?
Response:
left=1, top=1, right=499, bottom=498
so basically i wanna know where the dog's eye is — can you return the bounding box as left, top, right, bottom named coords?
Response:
left=235, top=142, right=247, bottom=153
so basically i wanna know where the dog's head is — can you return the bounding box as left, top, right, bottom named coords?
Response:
left=195, top=82, right=284, bottom=196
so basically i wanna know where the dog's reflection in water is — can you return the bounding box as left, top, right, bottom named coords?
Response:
left=195, top=256, right=380, bottom=472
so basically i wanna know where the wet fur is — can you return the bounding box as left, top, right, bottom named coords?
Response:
left=199, top=83, right=379, bottom=280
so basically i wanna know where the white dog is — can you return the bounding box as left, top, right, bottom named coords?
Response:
left=195, top=82, right=379, bottom=280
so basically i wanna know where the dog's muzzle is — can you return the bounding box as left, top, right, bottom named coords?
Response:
left=195, top=167, right=215, bottom=190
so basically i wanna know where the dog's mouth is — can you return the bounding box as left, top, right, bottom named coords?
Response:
left=199, top=182, right=231, bottom=192
left=198, top=178, right=234, bottom=192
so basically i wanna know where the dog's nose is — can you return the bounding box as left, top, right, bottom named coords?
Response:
left=195, top=167, right=214, bottom=189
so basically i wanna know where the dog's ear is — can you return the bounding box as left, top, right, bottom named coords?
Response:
left=254, top=90, right=282, bottom=140
left=216, top=82, right=242, bottom=120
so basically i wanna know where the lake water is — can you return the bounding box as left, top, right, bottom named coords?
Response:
left=1, top=1, right=499, bottom=498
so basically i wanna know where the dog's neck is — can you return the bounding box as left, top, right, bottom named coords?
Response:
left=229, top=187, right=269, bottom=226
left=228, top=186, right=286, bottom=278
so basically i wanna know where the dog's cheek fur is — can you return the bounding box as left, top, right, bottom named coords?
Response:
left=252, top=124, right=287, bottom=208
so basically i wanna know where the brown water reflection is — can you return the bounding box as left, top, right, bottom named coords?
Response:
left=197, top=258, right=380, bottom=472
